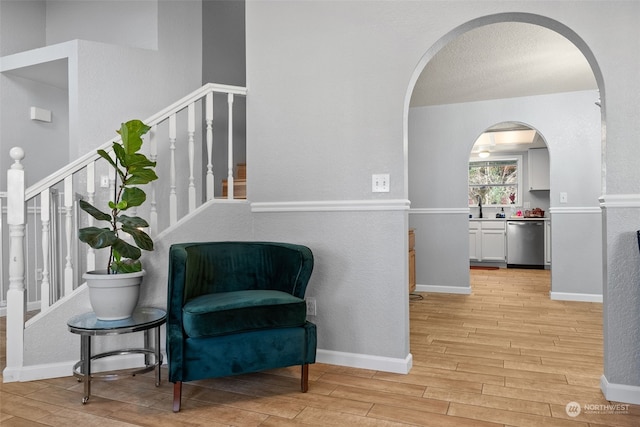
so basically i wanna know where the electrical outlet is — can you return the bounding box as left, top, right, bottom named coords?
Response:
left=305, top=297, right=317, bottom=316
left=372, top=174, right=390, bottom=192
left=560, top=192, right=568, bottom=203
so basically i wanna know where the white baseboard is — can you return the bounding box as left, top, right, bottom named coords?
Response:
left=2, top=352, right=167, bottom=383
left=550, top=292, right=603, bottom=303
left=3, top=361, right=76, bottom=382
left=601, top=375, right=640, bottom=405
left=316, top=349, right=412, bottom=374
left=5, top=349, right=412, bottom=383
left=415, top=284, right=472, bottom=295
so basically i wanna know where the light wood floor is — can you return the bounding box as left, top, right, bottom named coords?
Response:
left=2, top=268, right=640, bottom=426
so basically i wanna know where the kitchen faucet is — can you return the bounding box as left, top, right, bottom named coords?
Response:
left=477, top=195, right=483, bottom=218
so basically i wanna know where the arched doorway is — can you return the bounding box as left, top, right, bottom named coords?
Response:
left=405, top=14, right=604, bottom=301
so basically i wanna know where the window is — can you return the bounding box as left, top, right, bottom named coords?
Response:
left=469, top=156, right=522, bottom=206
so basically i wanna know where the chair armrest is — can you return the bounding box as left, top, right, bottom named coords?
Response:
left=166, top=244, right=190, bottom=381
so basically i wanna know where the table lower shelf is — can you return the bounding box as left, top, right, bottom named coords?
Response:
left=73, top=348, right=162, bottom=404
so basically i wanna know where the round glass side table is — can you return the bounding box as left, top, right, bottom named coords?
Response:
left=67, top=306, right=166, bottom=404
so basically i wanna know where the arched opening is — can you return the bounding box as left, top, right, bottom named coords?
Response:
left=469, top=122, right=550, bottom=270
left=405, top=15, right=604, bottom=300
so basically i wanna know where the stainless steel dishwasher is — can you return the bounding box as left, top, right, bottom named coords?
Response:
left=506, top=220, right=545, bottom=268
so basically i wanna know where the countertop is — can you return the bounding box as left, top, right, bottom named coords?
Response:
left=469, top=217, right=549, bottom=221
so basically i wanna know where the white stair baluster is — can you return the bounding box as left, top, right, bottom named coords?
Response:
left=227, top=93, right=234, bottom=199
left=169, top=113, right=177, bottom=225
left=6, top=147, right=26, bottom=375
left=40, top=189, right=50, bottom=310
left=206, top=92, right=214, bottom=200
left=85, top=161, right=95, bottom=272
left=149, top=125, right=158, bottom=235
left=63, top=175, right=74, bottom=295
left=187, top=103, right=196, bottom=212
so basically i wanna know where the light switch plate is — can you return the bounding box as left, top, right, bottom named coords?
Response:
left=372, top=174, right=390, bottom=192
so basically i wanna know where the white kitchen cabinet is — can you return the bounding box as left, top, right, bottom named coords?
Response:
left=528, top=148, right=550, bottom=191
left=469, top=222, right=481, bottom=261
left=481, top=226, right=506, bottom=261
left=469, top=220, right=505, bottom=262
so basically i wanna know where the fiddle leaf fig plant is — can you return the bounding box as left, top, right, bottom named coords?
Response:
left=78, top=119, right=158, bottom=274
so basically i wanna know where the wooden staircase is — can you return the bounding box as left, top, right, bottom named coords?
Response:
left=222, top=163, right=246, bottom=199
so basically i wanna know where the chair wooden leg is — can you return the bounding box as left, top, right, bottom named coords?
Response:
left=301, top=364, right=309, bottom=392
left=173, top=381, right=182, bottom=412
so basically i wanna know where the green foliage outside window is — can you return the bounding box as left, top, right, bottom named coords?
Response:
left=469, top=159, right=518, bottom=206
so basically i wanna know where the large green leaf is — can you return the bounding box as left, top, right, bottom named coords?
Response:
left=79, top=200, right=112, bottom=222
left=118, top=120, right=150, bottom=155
left=121, top=187, right=146, bottom=208
left=125, top=168, right=158, bottom=185
left=125, top=153, right=156, bottom=168
left=118, top=214, right=149, bottom=228
left=111, top=258, right=142, bottom=274
left=78, top=227, right=117, bottom=249
left=112, top=237, right=142, bottom=260
left=122, top=225, right=154, bottom=251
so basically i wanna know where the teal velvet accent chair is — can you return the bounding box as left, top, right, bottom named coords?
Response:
left=166, top=241, right=317, bottom=412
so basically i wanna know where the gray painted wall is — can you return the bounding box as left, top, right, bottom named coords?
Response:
left=45, top=0, right=158, bottom=50
left=0, top=0, right=46, bottom=56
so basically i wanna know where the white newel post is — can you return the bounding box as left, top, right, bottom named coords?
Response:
left=205, top=92, right=214, bottom=201
left=6, top=147, right=26, bottom=378
left=227, top=93, right=234, bottom=199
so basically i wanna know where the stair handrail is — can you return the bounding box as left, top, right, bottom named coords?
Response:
left=25, top=83, right=247, bottom=200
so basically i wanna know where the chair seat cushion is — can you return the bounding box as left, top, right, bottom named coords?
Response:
left=182, top=290, right=307, bottom=338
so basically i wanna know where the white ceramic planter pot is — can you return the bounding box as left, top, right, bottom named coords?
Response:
left=83, top=270, right=145, bottom=320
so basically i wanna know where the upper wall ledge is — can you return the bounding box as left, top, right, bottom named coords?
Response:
left=0, top=40, right=78, bottom=89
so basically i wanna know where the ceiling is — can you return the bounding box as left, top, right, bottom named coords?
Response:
left=410, top=22, right=598, bottom=155
left=411, top=22, right=597, bottom=107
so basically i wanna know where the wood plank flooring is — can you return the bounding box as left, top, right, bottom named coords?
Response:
left=2, top=268, right=640, bottom=426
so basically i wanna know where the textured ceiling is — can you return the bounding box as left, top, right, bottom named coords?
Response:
left=410, top=22, right=598, bottom=107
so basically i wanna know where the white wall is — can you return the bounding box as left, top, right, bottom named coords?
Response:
left=409, top=90, right=602, bottom=297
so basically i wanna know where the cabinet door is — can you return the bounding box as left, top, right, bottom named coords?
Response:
left=528, top=148, right=550, bottom=190
left=469, top=229, right=480, bottom=261
left=481, top=229, right=506, bottom=261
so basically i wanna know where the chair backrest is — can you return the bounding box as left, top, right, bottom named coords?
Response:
left=169, top=241, right=314, bottom=303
